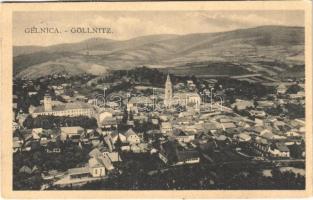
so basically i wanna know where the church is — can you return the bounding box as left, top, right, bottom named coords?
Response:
left=164, top=74, right=201, bottom=110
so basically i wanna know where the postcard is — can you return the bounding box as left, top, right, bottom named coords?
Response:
left=1, top=1, right=312, bottom=198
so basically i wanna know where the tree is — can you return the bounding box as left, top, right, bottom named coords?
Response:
left=23, top=115, right=34, bottom=129
left=253, top=99, right=258, bottom=108
left=128, top=110, right=133, bottom=121
left=285, top=103, right=305, bottom=119
left=286, top=84, right=301, bottom=94
left=233, top=105, right=238, bottom=113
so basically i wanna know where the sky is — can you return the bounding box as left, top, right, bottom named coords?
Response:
left=13, top=10, right=304, bottom=46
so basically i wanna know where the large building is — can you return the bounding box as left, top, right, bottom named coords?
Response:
left=158, top=141, right=200, bottom=165
left=164, top=74, right=201, bottom=110
left=31, top=95, right=95, bottom=117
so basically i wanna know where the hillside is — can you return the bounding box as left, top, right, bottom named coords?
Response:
left=13, top=26, right=304, bottom=79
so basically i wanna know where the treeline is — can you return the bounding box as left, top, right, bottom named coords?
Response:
left=13, top=143, right=91, bottom=190
left=216, top=78, right=276, bottom=100
left=79, top=164, right=305, bottom=190
left=23, top=115, right=98, bottom=129
left=265, top=103, right=305, bottom=119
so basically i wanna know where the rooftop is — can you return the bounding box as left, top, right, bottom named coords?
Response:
left=33, top=102, right=93, bottom=113
left=276, top=143, right=290, bottom=152
left=61, top=126, right=84, bottom=134
left=68, top=167, right=89, bottom=175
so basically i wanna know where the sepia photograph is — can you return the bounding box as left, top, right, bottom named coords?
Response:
left=1, top=1, right=312, bottom=198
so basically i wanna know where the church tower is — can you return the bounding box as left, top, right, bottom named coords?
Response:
left=164, top=74, right=173, bottom=108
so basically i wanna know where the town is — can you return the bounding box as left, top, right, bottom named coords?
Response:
left=12, top=67, right=305, bottom=190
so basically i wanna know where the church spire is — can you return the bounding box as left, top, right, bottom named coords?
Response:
left=164, top=73, right=173, bottom=108
left=166, top=73, right=171, bottom=83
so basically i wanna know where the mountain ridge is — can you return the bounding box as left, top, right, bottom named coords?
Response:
left=13, top=25, right=304, bottom=79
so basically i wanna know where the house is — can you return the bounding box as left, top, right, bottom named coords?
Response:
left=161, top=122, right=173, bottom=135
left=60, top=126, right=84, bottom=141
left=158, top=141, right=200, bottom=165
left=12, top=121, right=19, bottom=131
left=173, top=129, right=195, bottom=143
left=89, top=149, right=114, bottom=171
left=231, top=99, right=254, bottom=110
left=256, top=101, right=275, bottom=108
left=249, top=110, right=266, bottom=118
left=254, top=118, right=264, bottom=126
left=88, top=158, right=107, bottom=177
left=187, top=80, right=194, bottom=85
left=221, top=122, right=236, bottom=131
left=124, top=128, right=140, bottom=144
left=236, top=133, right=251, bottom=142
left=127, top=96, right=153, bottom=113
left=13, top=103, right=18, bottom=111
left=178, top=111, right=196, bottom=118
left=121, top=145, right=131, bottom=151
left=99, top=111, right=113, bottom=123
left=159, top=115, right=169, bottom=122
left=176, top=116, right=192, bottom=125
left=289, top=91, right=305, bottom=99
left=286, top=131, right=300, bottom=137
left=269, top=143, right=290, bottom=158
left=46, top=141, right=62, bottom=153
left=68, top=166, right=95, bottom=180
left=261, top=130, right=285, bottom=140
left=32, top=128, right=42, bottom=140
left=42, top=170, right=65, bottom=181
left=277, top=84, right=288, bottom=94
left=216, top=135, right=227, bottom=141
left=13, top=139, right=22, bottom=153
left=106, top=101, right=120, bottom=110
left=203, top=122, right=221, bottom=132
left=39, top=136, right=49, bottom=146
left=130, top=144, right=141, bottom=153
left=28, top=91, right=38, bottom=96
left=260, top=130, right=275, bottom=140
left=100, top=117, right=118, bottom=132
left=151, top=118, right=159, bottom=125
left=237, top=121, right=251, bottom=128
left=98, top=155, right=115, bottom=171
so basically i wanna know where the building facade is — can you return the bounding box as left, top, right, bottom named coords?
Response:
left=31, top=95, right=95, bottom=118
